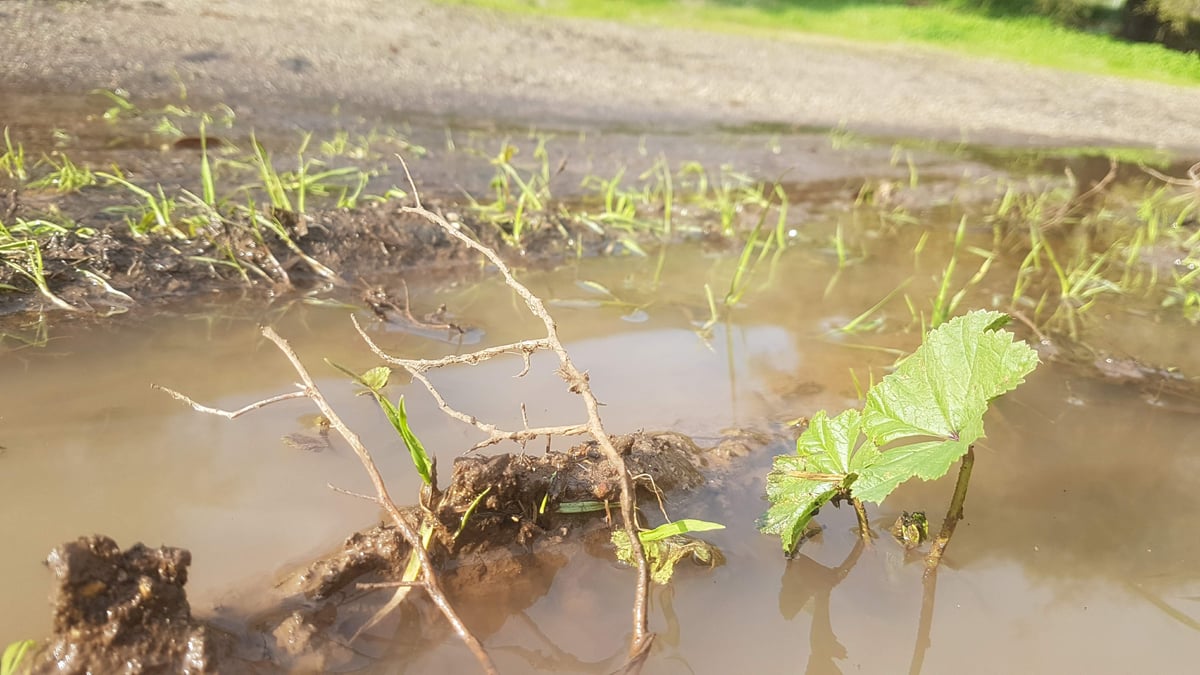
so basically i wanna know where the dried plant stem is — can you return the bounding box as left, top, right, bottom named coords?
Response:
left=154, top=328, right=497, bottom=675
left=152, top=386, right=308, bottom=417
left=392, top=155, right=653, bottom=656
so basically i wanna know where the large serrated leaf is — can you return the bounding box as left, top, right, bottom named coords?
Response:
left=862, top=310, right=1037, bottom=445
left=760, top=410, right=869, bottom=553
left=759, top=466, right=836, bottom=554
left=852, top=311, right=1038, bottom=503
left=798, top=408, right=863, bottom=474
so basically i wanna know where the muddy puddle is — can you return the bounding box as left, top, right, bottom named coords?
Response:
left=4, top=221, right=1200, bottom=672
left=4, top=89, right=1200, bottom=672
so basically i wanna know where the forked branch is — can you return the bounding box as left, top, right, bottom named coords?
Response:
left=386, top=156, right=654, bottom=656
left=154, top=327, right=497, bottom=675
left=354, top=321, right=589, bottom=450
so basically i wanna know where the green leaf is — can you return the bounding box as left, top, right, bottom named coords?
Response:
left=326, top=360, right=390, bottom=394
left=612, top=530, right=725, bottom=584
left=2, top=640, right=35, bottom=675
left=380, top=395, right=434, bottom=486
left=798, top=408, right=865, bottom=475
left=760, top=454, right=841, bottom=555
left=328, top=360, right=432, bottom=486
left=638, top=519, right=725, bottom=542
left=855, top=310, right=1038, bottom=503
left=556, top=500, right=608, bottom=514
left=360, top=366, right=391, bottom=392
left=759, top=410, right=866, bottom=554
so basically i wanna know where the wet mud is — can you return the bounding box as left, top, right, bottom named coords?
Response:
left=0, top=198, right=590, bottom=319
left=28, top=536, right=231, bottom=675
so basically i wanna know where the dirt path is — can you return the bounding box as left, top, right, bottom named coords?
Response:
left=3, top=0, right=1199, bottom=150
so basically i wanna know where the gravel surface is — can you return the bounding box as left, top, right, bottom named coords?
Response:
left=2, top=0, right=1199, bottom=150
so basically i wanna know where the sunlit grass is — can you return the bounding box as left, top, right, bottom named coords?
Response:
left=446, top=0, right=1200, bottom=86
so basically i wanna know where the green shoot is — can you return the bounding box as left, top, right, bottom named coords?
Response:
left=243, top=208, right=338, bottom=280
left=471, top=140, right=554, bottom=245
left=326, top=362, right=434, bottom=487
left=0, top=235, right=78, bottom=312
left=381, top=396, right=434, bottom=487
left=98, top=171, right=185, bottom=238
left=93, top=88, right=137, bottom=121
left=1, top=640, right=35, bottom=675
left=251, top=134, right=292, bottom=212
left=28, top=153, right=96, bottom=193
left=1, top=128, right=28, bottom=181
left=930, top=216, right=967, bottom=329
left=199, top=119, right=216, bottom=207
left=724, top=207, right=771, bottom=307
left=455, top=487, right=492, bottom=539
left=760, top=310, right=1038, bottom=555
left=838, top=278, right=912, bottom=334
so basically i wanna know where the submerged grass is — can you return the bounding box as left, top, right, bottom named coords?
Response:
left=447, top=0, right=1200, bottom=86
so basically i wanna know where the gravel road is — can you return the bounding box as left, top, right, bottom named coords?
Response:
left=2, top=0, right=1199, bottom=150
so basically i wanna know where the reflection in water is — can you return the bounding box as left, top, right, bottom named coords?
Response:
left=908, top=569, right=939, bottom=675
left=490, top=612, right=625, bottom=673
left=780, top=538, right=866, bottom=675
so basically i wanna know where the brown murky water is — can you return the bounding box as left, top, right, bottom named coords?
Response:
left=4, top=211, right=1200, bottom=673
left=3, top=90, right=1200, bottom=672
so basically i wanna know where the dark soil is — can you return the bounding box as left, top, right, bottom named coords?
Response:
left=0, top=197, right=591, bottom=321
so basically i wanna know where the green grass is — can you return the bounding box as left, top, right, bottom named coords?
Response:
left=446, top=0, right=1200, bottom=87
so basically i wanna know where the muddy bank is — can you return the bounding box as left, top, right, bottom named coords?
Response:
left=2, top=1, right=1199, bottom=150
left=20, top=431, right=773, bottom=674
left=0, top=198, right=593, bottom=320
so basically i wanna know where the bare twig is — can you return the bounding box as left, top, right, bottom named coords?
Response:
left=151, top=384, right=308, bottom=418
left=358, top=326, right=552, bottom=374
left=1139, top=160, right=1200, bottom=187
left=389, top=155, right=654, bottom=656
left=327, top=484, right=382, bottom=504
left=260, top=327, right=496, bottom=672
left=156, top=329, right=497, bottom=674
left=356, top=317, right=589, bottom=450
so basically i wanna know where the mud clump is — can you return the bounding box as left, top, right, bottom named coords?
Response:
left=439, top=431, right=707, bottom=527
left=282, top=431, right=715, bottom=605
left=29, top=535, right=230, bottom=675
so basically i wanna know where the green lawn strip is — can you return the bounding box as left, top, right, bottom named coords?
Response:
left=446, top=0, right=1200, bottom=87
